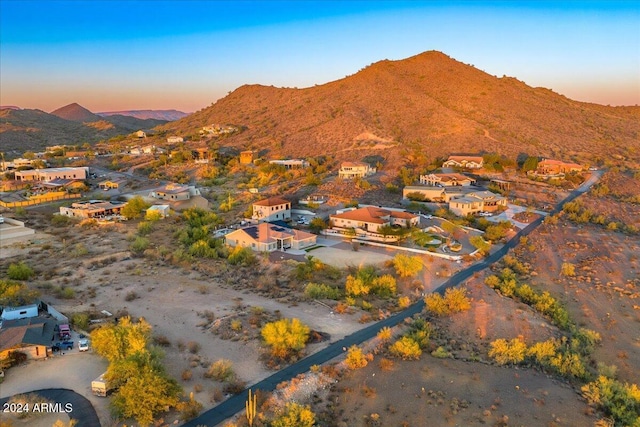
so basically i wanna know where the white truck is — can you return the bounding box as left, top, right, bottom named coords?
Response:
left=91, top=372, right=111, bottom=397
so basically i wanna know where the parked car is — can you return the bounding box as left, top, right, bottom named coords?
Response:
left=60, top=341, right=74, bottom=350
left=0, top=215, right=4, bottom=224
left=78, top=339, right=89, bottom=352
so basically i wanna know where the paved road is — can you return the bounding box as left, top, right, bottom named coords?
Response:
left=0, top=388, right=100, bottom=427
left=184, top=171, right=603, bottom=427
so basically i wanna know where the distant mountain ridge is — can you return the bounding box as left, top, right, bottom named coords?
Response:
left=0, top=102, right=168, bottom=156
left=160, top=50, right=640, bottom=167
left=97, top=109, right=189, bottom=121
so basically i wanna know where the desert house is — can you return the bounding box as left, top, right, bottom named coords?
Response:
left=225, top=222, right=317, bottom=252
left=135, top=130, right=146, bottom=138
left=167, top=136, right=184, bottom=143
left=59, top=200, right=127, bottom=218
left=402, top=186, right=474, bottom=202
left=149, top=183, right=201, bottom=201
left=98, top=178, right=128, bottom=190
left=240, top=150, right=255, bottom=165
left=338, top=162, right=376, bottom=179
left=0, top=317, right=57, bottom=361
left=330, top=206, right=419, bottom=233
left=14, top=167, right=88, bottom=182
left=442, top=155, right=484, bottom=169
left=420, top=173, right=477, bottom=187
left=252, top=197, right=291, bottom=222
left=268, top=159, right=310, bottom=169
left=448, top=190, right=507, bottom=216
left=534, top=159, right=584, bottom=176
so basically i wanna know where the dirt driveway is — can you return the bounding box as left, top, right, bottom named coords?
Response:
left=307, top=244, right=394, bottom=268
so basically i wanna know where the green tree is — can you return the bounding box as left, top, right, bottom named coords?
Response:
left=91, top=317, right=152, bottom=362
left=370, top=274, right=397, bottom=297
left=345, top=275, right=369, bottom=296
left=271, top=402, right=316, bottom=427
left=392, top=254, right=423, bottom=278
left=308, top=217, right=327, bottom=234
left=261, top=318, right=310, bottom=359
left=0, top=280, right=39, bottom=306
left=469, top=235, right=491, bottom=255
left=122, top=196, right=150, bottom=220
left=522, top=156, right=539, bottom=172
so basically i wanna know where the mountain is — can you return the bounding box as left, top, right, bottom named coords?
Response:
left=97, top=109, right=189, bottom=121
left=0, top=105, right=167, bottom=156
left=160, top=51, right=640, bottom=167
left=0, top=106, right=21, bottom=111
left=51, top=102, right=102, bottom=122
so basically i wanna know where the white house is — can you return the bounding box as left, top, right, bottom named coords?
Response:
left=338, top=162, right=376, bottom=179
left=268, top=159, right=310, bottom=169
left=149, top=183, right=201, bottom=201
left=419, top=173, right=476, bottom=187
left=442, top=156, right=484, bottom=169
left=14, top=167, right=88, bottom=182
left=252, top=197, right=291, bottom=222
left=167, top=136, right=184, bottom=144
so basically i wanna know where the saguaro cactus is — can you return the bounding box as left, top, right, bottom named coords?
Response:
left=246, top=388, right=257, bottom=427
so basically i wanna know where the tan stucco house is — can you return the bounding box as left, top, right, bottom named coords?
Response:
left=448, top=191, right=507, bottom=216
left=330, top=206, right=419, bottom=233
left=420, top=173, right=476, bottom=187
left=442, top=156, right=484, bottom=169
left=338, top=162, right=376, bottom=179
left=225, top=222, right=316, bottom=252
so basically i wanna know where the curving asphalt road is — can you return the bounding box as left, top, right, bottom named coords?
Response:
left=0, top=388, right=101, bottom=427
left=183, top=171, right=603, bottom=427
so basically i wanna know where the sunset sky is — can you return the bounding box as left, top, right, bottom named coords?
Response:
left=1, top=1, right=638, bottom=112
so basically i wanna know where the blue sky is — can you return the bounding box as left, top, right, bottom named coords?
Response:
left=1, top=1, right=638, bottom=112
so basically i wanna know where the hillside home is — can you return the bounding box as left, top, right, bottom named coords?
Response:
left=240, top=151, right=255, bottom=165
left=0, top=317, right=56, bottom=361
left=268, top=159, right=310, bottom=169
left=252, top=197, right=291, bottom=222
left=338, top=162, right=376, bottom=179
left=14, top=167, right=88, bottom=182
left=167, top=136, right=184, bottom=144
left=149, top=183, right=201, bottom=201
left=402, top=186, right=473, bottom=202
left=59, top=200, right=127, bottom=218
left=534, top=159, right=584, bottom=176
left=98, top=178, right=127, bottom=190
left=0, top=158, right=43, bottom=171
left=136, top=130, right=147, bottom=138
left=330, top=206, right=419, bottom=233
left=442, top=155, right=484, bottom=169
left=448, top=191, right=507, bottom=216
left=225, top=222, right=316, bottom=252
left=420, top=173, right=476, bottom=187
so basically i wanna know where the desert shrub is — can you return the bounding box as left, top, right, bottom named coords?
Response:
left=469, top=235, right=491, bottom=254
left=581, top=376, right=640, bottom=427
left=70, top=243, right=89, bottom=257
left=230, top=320, right=242, bottom=331
left=153, top=335, right=171, bottom=347
left=527, top=339, right=560, bottom=365
left=177, top=392, right=202, bottom=421
left=227, top=246, right=257, bottom=266
left=377, top=326, right=393, bottom=342
left=182, top=369, right=193, bottom=381
left=261, top=318, right=310, bottom=359
left=145, top=210, right=163, bottom=221
left=186, top=341, right=201, bottom=354
left=488, top=338, right=527, bottom=365
left=271, top=402, right=316, bottom=427
left=561, top=262, right=576, bottom=277
left=370, top=274, right=397, bottom=297
left=379, top=357, right=394, bottom=371
left=222, top=379, right=246, bottom=395
left=124, top=291, right=139, bottom=302
left=71, top=313, right=89, bottom=330
left=345, top=275, right=369, bottom=297
left=392, top=254, right=423, bottom=278
left=51, top=214, right=72, bottom=226
left=397, top=295, right=411, bottom=308
left=7, top=262, right=35, bottom=280
left=58, top=287, right=75, bottom=299
left=304, top=283, right=341, bottom=300
left=424, top=287, right=471, bottom=316
left=205, top=359, right=235, bottom=382
left=431, top=346, right=452, bottom=358
left=345, top=345, right=369, bottom=370
left=0, top=279, right=39, bottom=306
left=572, top=328, right=602, bottom=355
left=549, top=352, right=588, bottom=380
left=406, top=318, right=431, bottom=349
left=137, top=221, right=154, bottom=236
left=389, top=336, right=422, bottom=360
left=129, top=236, right=150, bottom=255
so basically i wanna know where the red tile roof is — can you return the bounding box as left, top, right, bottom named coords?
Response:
left=253, top=197, right=290, bottom=207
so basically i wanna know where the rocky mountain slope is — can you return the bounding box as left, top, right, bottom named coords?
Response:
left=160, top=51, right=640, bottom=168
left=97, top=109, right=189, bottom=121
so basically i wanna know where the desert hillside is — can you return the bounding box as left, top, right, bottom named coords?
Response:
left=161, top=51, right=640, bottom=168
